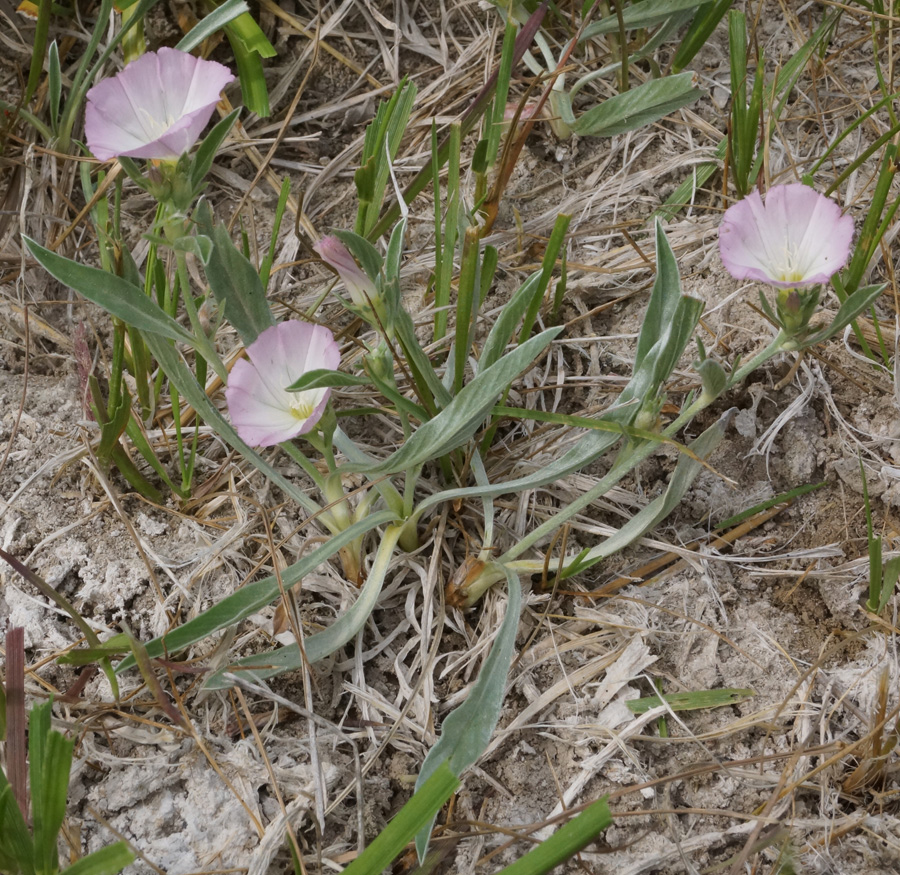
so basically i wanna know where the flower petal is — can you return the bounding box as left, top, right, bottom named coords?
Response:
left=85, top=49, right=234, bottom=161
left=226, top=321, right=341, bottom=447
left=225, top=361, right=307, bottom=446
left=718, top=183, right=853, bottom=288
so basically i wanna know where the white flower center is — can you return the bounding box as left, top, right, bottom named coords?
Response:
left=774, top=242, right=807, bottom=283
left=288, top=391, right=318, bottom=421
left=138, top=107, right=177, bottom=139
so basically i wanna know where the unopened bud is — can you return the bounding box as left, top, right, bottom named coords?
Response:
left=314, top=236, right=379, bottom=311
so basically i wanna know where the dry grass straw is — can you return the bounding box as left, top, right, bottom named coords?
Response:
left=2, top=0, right=900, bottom=872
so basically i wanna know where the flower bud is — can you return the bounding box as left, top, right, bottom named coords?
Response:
left=315, top=236, right=380, bottom=312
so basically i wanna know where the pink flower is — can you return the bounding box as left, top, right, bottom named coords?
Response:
left=718, top=184, right=853, bottom=288
left=225, top=322, right=340, bottom=447
left=85, top=48, right=234, bottom=161
left=314, top=236, right=378, bottom=310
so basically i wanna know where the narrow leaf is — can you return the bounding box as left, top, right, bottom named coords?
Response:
left=415, top=566, right=523, bottom=860
left=191, top=109, right=240, bottom=191
left=343, top=764, right=459, bottom=875
left=583, top=0, right=714, bottom=36
left=347, top=328, right=561, bottom=476
left=495, top=796, right=612, bottom=875
left=194, top=202, right=274, bottom=346
left=561, top=411, right=729, bottom=579
left=61, top=843, right=135, bottom=875
left=175, top=0, right=250, bottom=52
left=800, top=283, right=886, bottom=347
left=626, top=688, right=755, bottom=714
left=116, top=510, right=397, bottom=673
left=0, top=784, right=34, bottom=872
left=574, top=74, right=700, bottom=138
left=203, top=524, right=403, bottom=689
left=23, top=238, right=195, bottom=345
left=287, top=369, right=372, bottom=392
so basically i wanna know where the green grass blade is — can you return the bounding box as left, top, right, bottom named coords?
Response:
left=518, top=213, right=571, bottom=344
left=355, top=81, right=418, bottom=236
left=32, top=715, right=74, bottom=875
left=61, top=843, right=135, bottom=875
left=343, top=764, right=459, bottom=875
left=655, top=11, right=836, bottom=221
left=453, top=227, right=482, bottom=394
left=483, top=12, right=520, bottom=171
left=366, top=2, right=548, bottom=241
left=670, top=0, right=731, bottom=73
left=434, top=124, right=461, bottom=342
left=24, top=0, right=52, bottom=105
left=495, top=796, right=613, bottom=875
left=259, top=177, right=292, bottom=288
left=877, top=557, right=900, bottom=613
left=0, top=783, right=34, bottom=875
left=715, top=481, right=825, bottom=530
left=47, top=40, right=62, bottom=132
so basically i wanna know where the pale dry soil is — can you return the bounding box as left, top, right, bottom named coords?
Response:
left=2, top=2, right=900, bottom=874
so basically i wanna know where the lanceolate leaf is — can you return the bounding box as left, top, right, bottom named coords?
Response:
left=582, top=0, right=715, bottom=37
left=116, top=510, right=396, bottom=674
left=194, top=201, right=275, bottom=346
left=560, top=411, right=729, bottom=579
left=406, top=224, right=702, bottom=515
left=23, top=238, right=195, bottom=346
left=574, top=73, right=700, bottom=138
left=203, top=524, right=404, bottom=689
left=414, top=566, right=523, bottom=861
left=347, top=328, right=561, bottom=476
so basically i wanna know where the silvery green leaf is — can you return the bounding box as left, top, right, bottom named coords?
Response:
left=582, top=0, right=715, bottom=37
left=117, top=510, right=397, bottom=674
left=203, top=524, right=404, bottom=689
left=414, top=565, right=523, bottom=861
left=194, top=201, right=274, bottom=347
left=561, top=410, right=731, bottom=579
left=23, top=237, right=195, bottom=346
left=347, top=327, right=561, bottom=475
left=573, top=73, right=701, bottom=138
